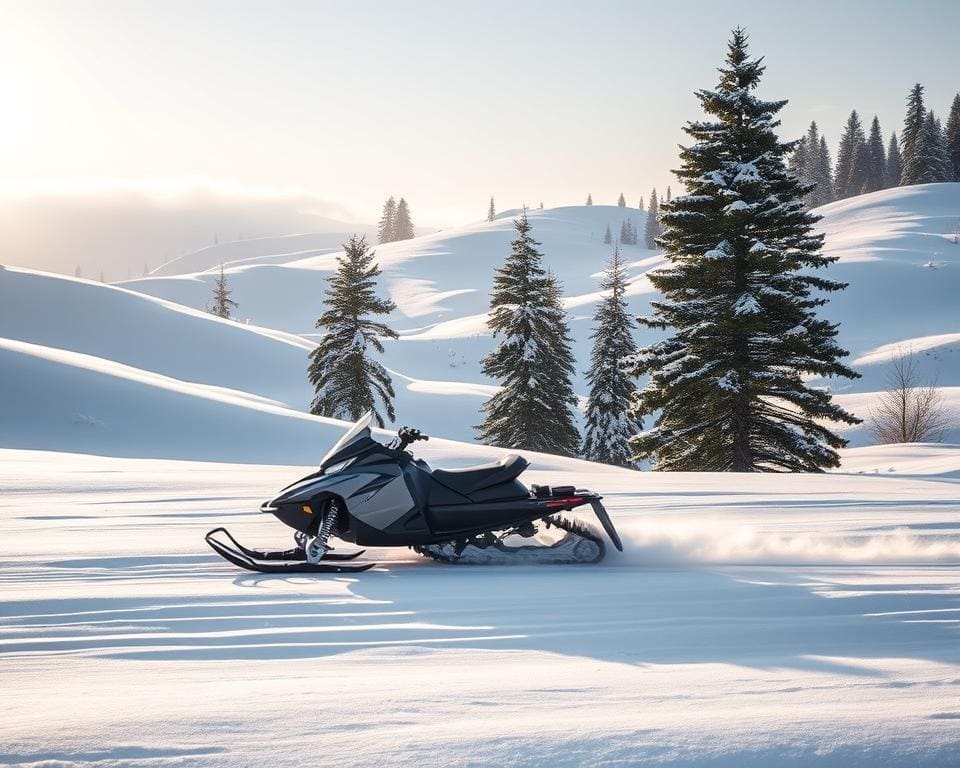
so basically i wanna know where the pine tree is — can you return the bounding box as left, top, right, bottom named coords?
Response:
left=74, top=265, right=81, bottom=278
left=799, top=123, right=835, bottom=207
left=627, top=28, right=859, bottom=472
left=393, top=198, right=414, bottom=240
left=477, top=214, right=580, bottom=456
left=644, top=188, right=660, bottom=248
left=604, top=223, right=613, bottom=244
left=378, top=197, right=397, bottom=243
left=583, top=246, right=643, bottom=466
left=665, top=186, right=672, bottom=202
left=788, top=132, right=808, bottom=180
left=946, top=94, right=960, bottom=182
left=638, top=195, right=644, bottom=210
left=209, top=264, right=239, bottom=319
left=487, top=196, right=496, bottom=222
left=835, top=110, right=868, bottom=198
left=617, top=192, right=626, bottom=207
left=618, top=220, right=627, bottom=244
left=308, top=236, right=398, bottom=427
left=586, top=193, right=593, bottom=205
left=885, top=132, right=902, bottom=188
left=924, top=110, right=951, bottom=182
left=901, top=83, right=929, bottom=185
left=864, top=116, right=886, bottom=194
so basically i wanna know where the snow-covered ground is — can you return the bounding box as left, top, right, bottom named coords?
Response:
left=3, top=446, right=960, bottom=767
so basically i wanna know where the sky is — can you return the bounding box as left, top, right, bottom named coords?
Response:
left=1, top=0, right=958, bottom=258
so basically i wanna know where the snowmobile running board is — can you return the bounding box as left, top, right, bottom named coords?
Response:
left=205, top=528, right=375, bottom=574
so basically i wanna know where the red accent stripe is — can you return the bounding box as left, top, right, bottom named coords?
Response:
left=544, top=497, right=583, bottom=508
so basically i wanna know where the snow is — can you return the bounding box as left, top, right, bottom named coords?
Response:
left=3, top=448, right=960, bottom=766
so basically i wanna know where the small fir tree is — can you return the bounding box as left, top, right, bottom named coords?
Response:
left=946, top=94, right=960, bottom=182
left=638, top=195, right=644, bottom=210
left=604, top=223, right=613, bottom=244
left=865, top=116, right=887, bottom=193
left=901, top=83, right=930, bottom=185
left=885, top=132, right=902, bottom=188
left=582, top=246, right=643, bottom=466
left=393, top=198, right=414, bottom=240
left=209, top=265, right=239, bottom=319
left=644, top=188, right=660, bottom=248
left=487, top=196, right=496, bottom=222
left=308, top=236, right=398, bottom=427
left=378, top=196, right=397, bottom=243
left=476, top=214, right=580, bottom=456
left=835, top=110, right=867, bottom=198
left=586, top=193, right=593, bottom=205
left=628, top=28, right=859, bottom=472
left=617, top=192, right=626, bottom=207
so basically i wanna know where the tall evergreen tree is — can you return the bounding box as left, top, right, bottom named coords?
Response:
left=477, top=214, right=580, bottom=456
left=487, top=196, right=496, bottom=222
left=885, top=132, right=902, bottom=187
left=901, top=83, right=929, bottom=185
left=924, top=110, right=951, bottom=182
left=638, top=195, right=644, bottom=210
left=865, top=116, right=887, bottom=193
left=582, top=246, right=643, bottom=466
left=604, top=223, right=613, bottom=244
left=308, top=235, right=398, bottom=427
left=210, top=265, right=238, bottom=319
left=835, top=110, right=868, bottom=198
left=810, top=131, right=835, bottom=206
left=378, top=196, right=397, bottom=243
left=946, top=94, right=960, bottom=182
left=628, top=29, right=859, bottom=472
left=644, top=188, right=661, bottom=248
left=393, top=198, right=415, bottom=240
left=617, top=192, right=626, bottom=207
left=586, top=193, right=593, bottom=205
left=788, top=131, right=808, bottom=180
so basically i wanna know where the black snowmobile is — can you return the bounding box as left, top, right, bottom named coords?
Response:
left=206, top=412, right=623, bottom=573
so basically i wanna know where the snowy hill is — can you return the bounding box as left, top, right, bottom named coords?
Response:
left=2, top=186, right=959, bottom=457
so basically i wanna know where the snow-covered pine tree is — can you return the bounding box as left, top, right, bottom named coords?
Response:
left=210, top=264, right=238, bottom=319
left=901, top=83, right=930, bottom=185
left=626, top=219, right=638, bottom=244
left=582, top=246, right=643, bottom=466
left=638, top=195, right=644, bottom=210
left=476, top=214, right=580, bottom=456
left=885, top=132, right=902, bottom=187
left=946, top=94, right=960, bottom=181
left=835, top=110, right=867, bottom=198
left=378, top=197, right=397, bottom=243
left=617, top=193, right=626, bottom=207
left=812, top=134, right=835, bottom=205
left=787, top=131, right=808, bottom=181
left=865, top=116, right=886, bottom=193
left=586, top=193, right=593, bottom=205
left=393, top=198, right=414, bottom=240
left=627, top=28, right=859, bottom=472
left=644, top=188, right=660, bottom=248
left=308, top=235, right=398, bottom=427
left=604, top=223, right=613, bottom=244
left=487, top=196, right=496, bottom=222
left=927, top=111, right=952, bottom=181
left=618, top=219, right=627, bottom=244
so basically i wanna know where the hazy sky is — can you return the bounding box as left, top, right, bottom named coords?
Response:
left=2, top=0, right=959, bottom=227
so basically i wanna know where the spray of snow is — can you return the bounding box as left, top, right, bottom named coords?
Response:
left=606, top=518, right=960, bottom=566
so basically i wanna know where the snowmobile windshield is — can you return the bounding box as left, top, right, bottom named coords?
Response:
left=319, top=412, right=375, bottom=471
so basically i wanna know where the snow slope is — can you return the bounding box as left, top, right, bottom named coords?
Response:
left=3, top=449, right=960, bottom=766
left=117, top=186, right=960, bottom=443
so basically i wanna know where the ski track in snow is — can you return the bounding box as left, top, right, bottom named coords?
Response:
left=3, top=450, right=960, bottom=766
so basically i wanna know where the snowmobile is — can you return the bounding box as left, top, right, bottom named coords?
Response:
left=206, top=412, right=623, bottom=574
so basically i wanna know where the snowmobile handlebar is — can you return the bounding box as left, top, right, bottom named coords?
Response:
left=395, top=426, right=429, bottom=451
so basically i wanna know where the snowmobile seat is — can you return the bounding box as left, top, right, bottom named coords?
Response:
left=432, top=454, right=529, bottom=496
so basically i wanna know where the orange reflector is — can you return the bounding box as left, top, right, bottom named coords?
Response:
left=302, top=505, right=313, bottom=515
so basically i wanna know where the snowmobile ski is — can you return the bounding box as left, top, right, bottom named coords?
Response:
left=206, top=526, right=366, bottom=562
left=205, top=529, right=375, bottom=574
